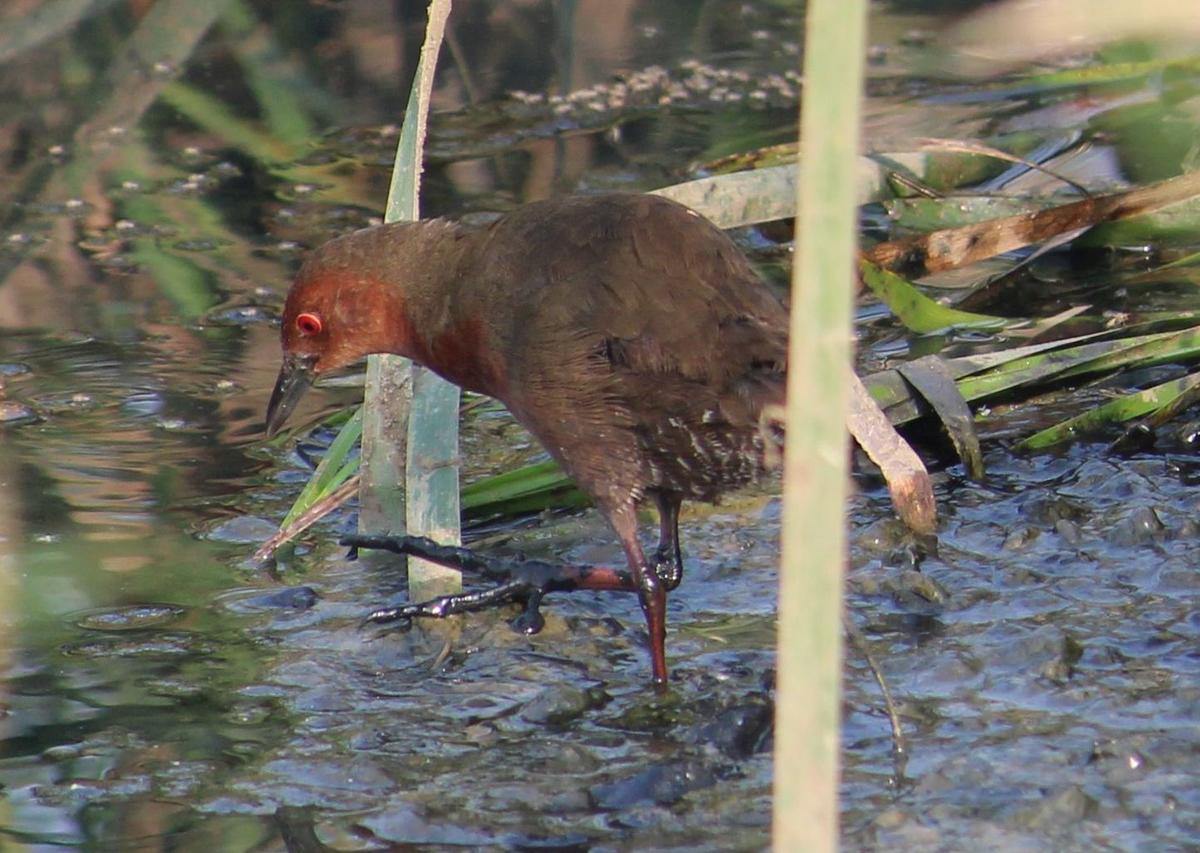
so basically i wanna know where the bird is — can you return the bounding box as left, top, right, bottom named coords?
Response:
left=265, top=192, right=788, bottom=685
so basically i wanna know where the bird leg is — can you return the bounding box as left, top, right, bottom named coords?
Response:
left=345, top=530, right=672, bottom=685
left=343, top=533, right=635, bottom=636
left=652, top=492, right=684, bottom=591
left=610, top=508, right=670, bottom=686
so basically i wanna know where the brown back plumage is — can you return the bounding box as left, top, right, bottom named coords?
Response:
left=452, top=193, right=789, bottom=511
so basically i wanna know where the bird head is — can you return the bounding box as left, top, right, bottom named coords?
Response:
left=264, top=239, right=411, bottom=437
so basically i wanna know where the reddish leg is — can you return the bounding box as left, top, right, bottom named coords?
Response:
left=610, top=506, right=669, bottom=686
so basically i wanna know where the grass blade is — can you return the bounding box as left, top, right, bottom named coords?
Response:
left=461, top=460, right=585, bottom=521
left=359, top=0, right=460, bottom=602
left=280, top=407, right=363, bottom=528
left=774, top=0, right=865, bottom=846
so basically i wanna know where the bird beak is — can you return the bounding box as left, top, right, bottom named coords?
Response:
left=265, top=353, right=317, bottom=437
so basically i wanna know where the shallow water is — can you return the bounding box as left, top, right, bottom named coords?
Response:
left=2, top=1, right=1200, bottom=850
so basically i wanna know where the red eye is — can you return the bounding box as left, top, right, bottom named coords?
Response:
left=295, top=312, right=323, bottom=336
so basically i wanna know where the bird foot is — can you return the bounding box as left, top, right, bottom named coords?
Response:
left=360, top=577, right=546, bottom=634
left=344, top=534, right=610, bottom=636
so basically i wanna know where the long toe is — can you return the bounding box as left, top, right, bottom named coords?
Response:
left=361, top=607, right=415, bottom=631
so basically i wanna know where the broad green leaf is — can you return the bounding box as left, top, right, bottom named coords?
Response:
left=1020, top=58, right=1197, bottom=91
left=883, top=196, right=1051, bottom=232
left=1019, top=371, right=1200, bottom=450
left=1156, top=250, right=1200, bottom=270
left=860, top=260, right=1008, bottom=333
left=956, top=336, right=1163, bottom=402
left=1055, top=326, right=1200, bottom=381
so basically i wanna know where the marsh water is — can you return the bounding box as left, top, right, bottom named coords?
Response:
left=2, top=1, right=1200, bottom=850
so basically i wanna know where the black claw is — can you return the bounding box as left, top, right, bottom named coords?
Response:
left=510, top=610, right=545, bottom=635
left=510, top=591, right=546, bottom=635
